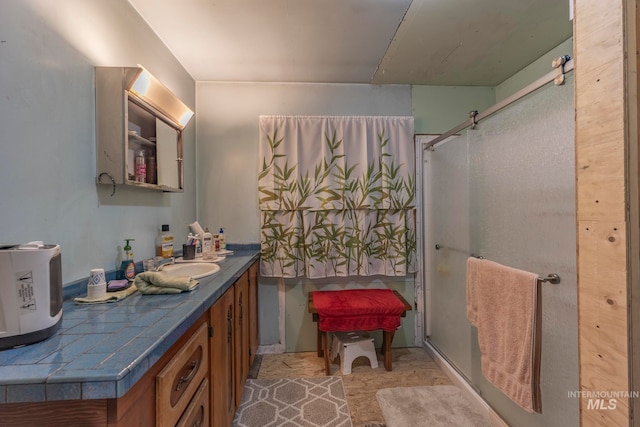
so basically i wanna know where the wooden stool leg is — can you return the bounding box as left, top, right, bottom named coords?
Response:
left=382, top=330, right=396, bottom=371
left=317, top=322, right=323, bottom=357
left=322, top=331, right=331, bottom=375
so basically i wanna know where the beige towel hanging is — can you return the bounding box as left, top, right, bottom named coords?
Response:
left=466, top=257, right=480, bottom=326
left=466, top=257, right=542, bottom=413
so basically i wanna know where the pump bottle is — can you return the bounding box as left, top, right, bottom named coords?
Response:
left=219, top=227, right=226, bottom=250
left=202, top=228, right=214, bottom=260
left=119, top=239, right=136, bottom=280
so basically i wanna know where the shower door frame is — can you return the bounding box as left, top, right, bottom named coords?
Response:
left=415, top=133, right=461, bottom=344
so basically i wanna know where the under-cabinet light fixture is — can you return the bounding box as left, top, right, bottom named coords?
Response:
left=129, top=65, right=194, bottom=129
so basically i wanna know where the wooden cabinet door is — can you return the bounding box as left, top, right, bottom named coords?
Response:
left=209, top=287, right=235, bottom=427
left=234, top=271, right=250, bottom=407
left=248, top=260, right=259, bottom=366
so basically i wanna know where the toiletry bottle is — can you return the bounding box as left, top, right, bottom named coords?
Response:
left=202, top=228, right=214, bottom=260
left=157, top=224, right=174, bottom=258
left=219, top=227, right=226, bottom=250
left=120, top=239, right=136, bottom=280
left=213, top=232, right=220, bottom=253
left=134, top=150, right=146, bottom=183
left=145, top=153, right=156, bottom=184
left=124, top=239, right=134, bottom=260
left=195, top=234, right=202, bottom=256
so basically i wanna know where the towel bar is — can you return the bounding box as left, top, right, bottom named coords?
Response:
left=470, top=256, right=561, bottom=285
left=538, top=273, right=560, bottom=284
left=436, top=243, right=563, bottom=285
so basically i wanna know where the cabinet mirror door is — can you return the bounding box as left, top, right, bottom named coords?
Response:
left=156, top=118, right=181, bottom=190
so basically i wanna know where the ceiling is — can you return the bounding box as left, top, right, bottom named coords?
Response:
left=127, top=0, right=572, bottom=86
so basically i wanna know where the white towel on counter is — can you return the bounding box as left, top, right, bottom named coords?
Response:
left=134, top=272, right=199, bottom=294
left=75, top=283, right=137, bottom=304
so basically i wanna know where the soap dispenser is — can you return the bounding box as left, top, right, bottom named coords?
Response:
left=119, top=239, right=136, bottom=280
left=124, top=239, right=134, bottom=260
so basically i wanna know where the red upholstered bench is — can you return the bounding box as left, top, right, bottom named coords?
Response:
left=307, top=289, right=412, bottom=375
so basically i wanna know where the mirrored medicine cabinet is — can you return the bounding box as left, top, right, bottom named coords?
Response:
left=95, top=66, right=194, bottom=192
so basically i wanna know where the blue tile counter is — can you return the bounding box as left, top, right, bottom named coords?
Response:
left=0, top=249, right=259, bottom=404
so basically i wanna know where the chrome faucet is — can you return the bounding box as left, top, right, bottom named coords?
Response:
left=154, top=257, right=175, bottom=271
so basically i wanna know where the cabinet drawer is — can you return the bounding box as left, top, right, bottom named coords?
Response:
left=156, top=322, right=208, bottom=427
left=176, top=378, right=209, bottom=427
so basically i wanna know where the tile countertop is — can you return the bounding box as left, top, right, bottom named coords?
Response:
left=0, top=249, right=259, bottom=404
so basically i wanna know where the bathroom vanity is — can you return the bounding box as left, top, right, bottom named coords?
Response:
left=0, top=250, right=259, bottom=427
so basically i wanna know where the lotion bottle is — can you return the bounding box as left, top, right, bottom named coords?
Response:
left=202, top=228, right=214, bottom=260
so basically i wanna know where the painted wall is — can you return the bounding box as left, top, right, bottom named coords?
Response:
left=0, top=0, right=196, bottom=285
left=412, top=86, right=495, bottom=135
left=495, top=38, right=574, bottom=102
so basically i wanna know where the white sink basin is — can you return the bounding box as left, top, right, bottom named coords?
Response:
left=158, top=262, right=220, bottom=279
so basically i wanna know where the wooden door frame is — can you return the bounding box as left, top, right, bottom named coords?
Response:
left=575, top=0, right=638, bottom=425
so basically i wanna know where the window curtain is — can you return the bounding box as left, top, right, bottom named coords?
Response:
left=258, top=115, right=416, bottom=279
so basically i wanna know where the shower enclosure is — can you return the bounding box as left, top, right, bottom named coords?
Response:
left=420, top=73, right=579, bottom=426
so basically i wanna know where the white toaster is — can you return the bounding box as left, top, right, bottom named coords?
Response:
left=0, top=242, right=63, bottom=350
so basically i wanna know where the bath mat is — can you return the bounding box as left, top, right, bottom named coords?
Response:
left=233, top=377, right=352, bottom=427
left=376, top=385, right=491, bottom=427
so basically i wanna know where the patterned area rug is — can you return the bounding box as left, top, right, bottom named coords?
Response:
left=376, top=385, right=492, bottom=427
left=233, top=377, right=352, bottom=427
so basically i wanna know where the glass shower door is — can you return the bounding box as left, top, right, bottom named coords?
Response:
left=424, top=75, right=578, bottom=426
left=425, top=133, right=473, bottom=378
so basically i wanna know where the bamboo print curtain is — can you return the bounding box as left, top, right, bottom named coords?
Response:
left=258, top=115, right=416, bottom=278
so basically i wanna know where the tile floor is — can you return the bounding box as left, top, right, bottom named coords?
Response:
left=249, top=347, right=453, bottom=427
